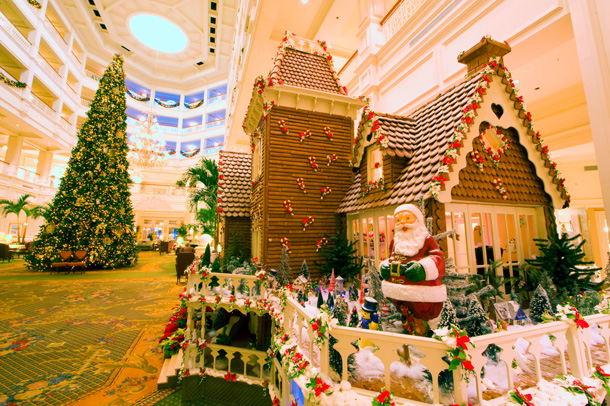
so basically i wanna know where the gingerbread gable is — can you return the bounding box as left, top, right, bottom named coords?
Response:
left=340, top=55, right=570, bottom=213
left=217, top=151, right=252, bottom=217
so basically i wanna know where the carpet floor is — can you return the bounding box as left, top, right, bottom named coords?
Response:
left=0, top=251, right=183, bottom=406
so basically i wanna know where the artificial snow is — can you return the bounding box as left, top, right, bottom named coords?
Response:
left=390, top=359, right=428, bottom=380
left=352, top=347, right=385, bottom=379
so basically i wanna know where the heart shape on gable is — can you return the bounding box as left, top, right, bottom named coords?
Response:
left=491, top=103, right=504, bottom=119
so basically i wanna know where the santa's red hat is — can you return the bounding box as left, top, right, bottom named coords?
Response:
left=394, top=204, right=424, bottom=223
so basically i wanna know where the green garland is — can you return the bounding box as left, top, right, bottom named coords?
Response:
left=27, top=0, right=41, bottom=9
left=155, top=98, right=180, bottom=108
left=185, top=100, right=204, bottom=109
left=0, top=72, right=26, bottom=89
left=126, top=89, right=150, bottom=102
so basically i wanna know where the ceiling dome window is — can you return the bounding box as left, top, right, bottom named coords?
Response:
left=129, top=15, right=187, bottom=53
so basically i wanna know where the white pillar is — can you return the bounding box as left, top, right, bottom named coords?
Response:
left=5, top=135, right=23, bottom=176
left=568, top=0, right=610, bottom=235
left=36, top=150, right=54, bottom=186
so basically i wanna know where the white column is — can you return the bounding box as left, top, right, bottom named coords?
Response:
left=36, top=150, right=54, bottom=186
left=5, top=135, right=23, bottom=176
left=568, top=0, right=610, bottom=232
left=356, top=0, right=385, bottom=59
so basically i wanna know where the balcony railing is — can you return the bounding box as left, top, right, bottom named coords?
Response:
left=43, top=18, right=67, bottom=50
left=36, top=55, right=61, bottom=81
left=0, top=66, right=24, bottom=96
left=207, top=93, right=227, bottom=104
left=30, top=94, right=55, bottom=117
left=206, top=118, right=225, bottom=129
left=84, top=69, right=101, bottom=82
left=60, top=117, right=70, bottom=130
left=80, top=98, right=92, bottom=108
left=381, top=0, right=426, bottom=41
left=0, top=10, right=31, bottom=53
left=181, top=125, right=203, bottom=134
left=129, top=184, right=191, bottom=196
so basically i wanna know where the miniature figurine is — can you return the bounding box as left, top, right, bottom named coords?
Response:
left=359, top=297, right=379, bottom=330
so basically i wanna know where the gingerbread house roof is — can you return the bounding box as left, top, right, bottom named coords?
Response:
left=269, top=48, right=344, bottom=94
left=217, top=151, right=252, bottom=217
left=339, top=60, right=570, bottom=213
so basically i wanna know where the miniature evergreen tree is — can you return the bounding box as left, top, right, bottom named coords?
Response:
left=529, top=284, right=553, bottom=323
left=332, top=297, right=348, bottom=326
left=317, top=289, right=324, bottom=308
left=438, top=299, right=460, bottom=329
left=349, top=306, right=359, bottom=327
left=329, top=336, right=342, bottom=376
left=27, top=54, right=136, bottom=271
left=276, top=246, right=291, bottom=287
left=326, top=292, right=335, bottom=310
left=526, top=224, right=600, bottom=300
left=300, top=260, right=310, bottom=279
left=364, top=258, right=385, bottom=305
left=211, top=256, right=221, bottom=273
left=202, top=244, right=211, bottom=266
left=315, top=215, right=363, bottom=278
left=297, top=290, right=305, bottom=305
left=213, top=308, right=230, bottom=331
left=463, top=295, right=493, bottom=337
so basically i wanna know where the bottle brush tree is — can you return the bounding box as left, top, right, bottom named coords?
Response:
left=300, top=259, right=310, bottom=279
left=529, top=284, right=553, bottom=323
left=348, top=306, right=359, bottom=327
left=202, top=244, right=211, bottom=266
left=276, top=246, right=291, bottom=287
left=316, top=289, right=324, bottom=309
left=526, top=229, right=600, bottom=300
left=27, top=54, right=137, bottom=271
left=437, top=299, right=460, bottom=329
left=315, top=215, right=363, bottom=279
left=463, top=295, right=493, bottom=337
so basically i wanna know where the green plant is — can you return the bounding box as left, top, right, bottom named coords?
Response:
left=276, top=246, right=291, bottom=287
left=315, top=215, right=363, bottom=279
left=526, top=231, right=601, bottom=300
left=202, top=244, right=211, bottom=266
left=177, top=158, right=219, bottom=235
left=0, top=194, right=31, bottom=243
left=529, top=284, right=553, bottom=323
left=26, top=55, right=137, bottom=271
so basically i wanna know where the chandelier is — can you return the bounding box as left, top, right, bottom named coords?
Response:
left=127, top=114, right=169, bottom=168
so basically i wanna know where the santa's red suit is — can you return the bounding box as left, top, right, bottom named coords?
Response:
left=381, top=233, right=446, bottom=321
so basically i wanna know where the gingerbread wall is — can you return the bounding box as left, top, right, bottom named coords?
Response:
left=260, top=105, right=354, bottom=278
left=451, top=127, right=552, bottom=206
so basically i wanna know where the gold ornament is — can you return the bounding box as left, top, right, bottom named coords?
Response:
left=103, top=236, right=112, bottom=245
left=46, top=224, right=56, bottom=233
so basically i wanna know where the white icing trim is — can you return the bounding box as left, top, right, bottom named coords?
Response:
left=420, top=257, right=439, bottom=280
left=382, top=280, right=447, bottom=303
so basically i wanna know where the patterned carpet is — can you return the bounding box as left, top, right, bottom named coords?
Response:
left=0, top=251, right=181, bottom=406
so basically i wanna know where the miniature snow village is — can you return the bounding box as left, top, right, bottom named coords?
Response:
left=158, top=34, right=610, bottom=406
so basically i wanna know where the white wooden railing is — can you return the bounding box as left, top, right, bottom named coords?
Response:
left=43, top=18, right=67, bottom=51
left=36, top=55, right=61, bottom=81
left=0, top=10, right=31, bottom=53
left=0, top=66, right=24, bottom=96
left=84, top=69, right=101, bottom=82
left=30, top=94, right=55, bottom=117
left=176, top=273, right=610, bottom=405
left=381, top=0, right=427, bottom=41
left=80, top=98, right=91, bottom=108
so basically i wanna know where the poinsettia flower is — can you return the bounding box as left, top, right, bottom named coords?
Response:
left=462, top=360, right=474, bottom=370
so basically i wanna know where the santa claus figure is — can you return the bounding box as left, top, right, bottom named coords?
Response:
left=380, top=204, right=446, bottom=335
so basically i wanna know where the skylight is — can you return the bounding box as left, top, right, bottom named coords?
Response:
left=129, top=15, right=187, bottom=53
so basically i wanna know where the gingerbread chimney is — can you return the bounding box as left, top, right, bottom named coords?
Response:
left=458, top=37, right=511, bottom=75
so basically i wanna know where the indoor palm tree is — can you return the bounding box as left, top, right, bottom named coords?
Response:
left=0, top=194, right=31, bottom=243
left=22, top=204, right=46, bottom=243
left=176, top=158, right=219, bottom=235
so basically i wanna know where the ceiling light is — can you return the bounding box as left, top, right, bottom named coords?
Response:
left=129, top=15, right=187, bottom=53
left=302, top=0, right=308, bottom=3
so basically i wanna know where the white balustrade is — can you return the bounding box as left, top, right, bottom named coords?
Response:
left=29, top=94, right=55, bottom=117
left=80, top=98, right=91, bottom=108
left=0, top=10, right=31, bottom=53
left=0, top=66, right=24, bottom=96
left=43, top=18, right=67, bottom=51
left=84, top=69, right=101, bottom=82
left=60, top=117, right=70, bottom=131
left=36, top=55, right=61, bottom=81
left=280, top=296, right=610, bottom=405
left=382, top=0, right=427, bottom=42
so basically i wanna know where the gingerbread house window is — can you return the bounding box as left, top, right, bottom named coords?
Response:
left=367, top=145, right=383, bottom=183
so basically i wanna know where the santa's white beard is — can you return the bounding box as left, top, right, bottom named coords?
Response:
left=393, top=222, right=429, bottom=257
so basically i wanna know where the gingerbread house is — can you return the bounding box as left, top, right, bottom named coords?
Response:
left=217, top=151, right=252, bottom=258
left=338, top=38, right=570, bottom=281
left=242, top=34, right=365, bottom=277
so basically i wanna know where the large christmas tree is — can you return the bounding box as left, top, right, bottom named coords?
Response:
left=27, top=54, right=137, bottom=271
